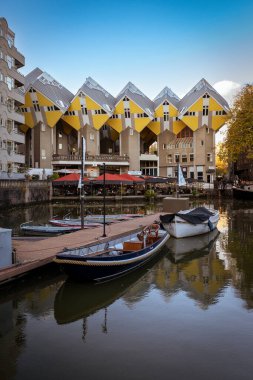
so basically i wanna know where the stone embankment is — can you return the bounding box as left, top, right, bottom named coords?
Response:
left=0, top=180, right=52, bottom=208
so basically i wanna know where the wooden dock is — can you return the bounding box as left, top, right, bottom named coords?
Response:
left=0, top=213, right=162, bottom=284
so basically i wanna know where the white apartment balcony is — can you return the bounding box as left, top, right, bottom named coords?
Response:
left=11, top=89, right=24, bottom=104
left=11, top=129, right=25, bottom=144
left=9, top=151, right=25, bottom=164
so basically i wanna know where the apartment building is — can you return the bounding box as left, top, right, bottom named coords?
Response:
left=20, top=69, right=229, bottom=182
left=0, top=18, right=25, bottom=175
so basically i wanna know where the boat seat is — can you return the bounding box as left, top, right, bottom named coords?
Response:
left=123, top=241, right=143, bottom=252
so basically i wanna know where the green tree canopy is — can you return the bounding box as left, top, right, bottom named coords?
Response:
left=219, top=84, right=253, bottom=164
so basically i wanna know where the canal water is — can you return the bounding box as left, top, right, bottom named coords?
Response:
left=0, top=199, right=253, bottom=380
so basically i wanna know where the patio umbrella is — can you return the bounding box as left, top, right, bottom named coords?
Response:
left=119, top=173, right=145, bottom=183
left=141, top=176, right=169, bottom=183
left=92, top=173, right=133, bottom=185
left=53, top=173, right=90, bottom=186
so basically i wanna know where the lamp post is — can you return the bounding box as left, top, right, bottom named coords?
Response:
left=102, top=162, right=106, bottom=237
left=80, top=137, right=85, bottom=229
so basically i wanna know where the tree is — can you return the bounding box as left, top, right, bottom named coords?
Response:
left=219, top=84, right=253, bottom=164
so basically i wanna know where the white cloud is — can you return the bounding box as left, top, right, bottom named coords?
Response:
left=213, top=80, right=241, bottom=106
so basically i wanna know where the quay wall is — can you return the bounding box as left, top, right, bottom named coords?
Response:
left=0, top=180, right=52, bottom=208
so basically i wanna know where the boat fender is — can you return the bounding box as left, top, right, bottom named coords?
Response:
left=208, top=220, right=214, bottom=231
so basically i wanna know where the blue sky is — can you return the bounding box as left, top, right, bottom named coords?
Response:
left=2, top=0, right=253, bottom=100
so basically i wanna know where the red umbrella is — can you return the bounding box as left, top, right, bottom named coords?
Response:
left=92, top=173, right=133, bottom=185
left=119, top=173, right=145, bottom=183
left=53, top=173, right=90, bottom=186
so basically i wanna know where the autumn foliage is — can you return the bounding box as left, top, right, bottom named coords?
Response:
left=219, top=84, right=253, bottom=164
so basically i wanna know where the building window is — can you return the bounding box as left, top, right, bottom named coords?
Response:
left=59, top=132, right=62, bottom=138
left=137, top=113, right=148, bottom=118
left=94, top=109, right=106, bottom=115
left=111, top=114, right=119, bottom=119
left=197, top=166, right=203, bottom=180
left=81, top=105, right=87, bottom=115
left=203, top=93, right=210, bottom=98
left=164, top=112, right=169, bottom=121
left=163, top=100, right=169, bottom=105
left=197, top=171, right=203, bottom=181
left=162, top=144, right=166, bottom=149
left=58, top=143, right=62, bottom=150
left=184, top=111, right=195, bottom=116
left=41, top=124, right=46, bottom=131
left=203, top=105, right=209, bottom=116
left=215, top=110, right=226, bottom=115
left=123, top=96, right=129, bottom=101
left=6, top=34, right=14, bottom=48
left=90, top=133, right=95, bottom=141
left=33, top=101, right=40, bottom=112
left=190, top=153, right=194, bottom=162
left=207, top=153, right=213, bottom=162
left=6, top=55, right=14, bottom=69
left=167, top=154, right=172, bottom=163
left=5, top=76, right=14, bottom=90
left=182, top=154, right=187, bottom=163
left=124, top=108, right=130, bottom=118
left=153, top=117, right=158, bottom=122
left=29, top=88, right=36, bottom=93
left=201, top=140, right=204, bottom=146
left=41, top=149, right=46, bottom=159
left=65, top=110, right=75, bottom=116
left=206, top=127, right=210, bottom=133
left=175, top=154, right=180, bottom=163
left=129, top=128, right=134, bottom=135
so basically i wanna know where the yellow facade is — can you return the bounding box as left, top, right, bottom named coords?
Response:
left=173, top=120, right=187, bottom=134
left=212, top=115, right=227, bottom=131
left=22, top=75, right=229, bottom=141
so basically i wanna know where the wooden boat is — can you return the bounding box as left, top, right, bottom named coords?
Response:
left=160, top=206, right=219, bottom=238
left=20, top=221, right=82, bottom=236
left=232, top=185, right=253, bottom=200
left=54, top=223, right=170, bottom=281
left=166, top=228, right=219, bottom=263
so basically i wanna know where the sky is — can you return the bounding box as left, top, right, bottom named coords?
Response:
left=2, top=0, right=252, bottom=122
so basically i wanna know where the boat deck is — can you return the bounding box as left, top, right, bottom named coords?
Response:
left=0, top=213, right=163, bottom=284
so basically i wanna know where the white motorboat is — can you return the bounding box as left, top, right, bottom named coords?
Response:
left=160, top=206, right=219, bottom=238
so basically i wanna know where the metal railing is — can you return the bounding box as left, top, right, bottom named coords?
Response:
left=52, top=153, right=130, bottom=162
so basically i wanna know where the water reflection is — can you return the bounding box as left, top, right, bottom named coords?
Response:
left=1, top=201, right=253, bottom=380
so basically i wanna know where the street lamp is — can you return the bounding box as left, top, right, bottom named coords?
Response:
left=102, top=162, right=106, bottom=237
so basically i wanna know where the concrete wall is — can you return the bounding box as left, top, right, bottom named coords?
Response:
left=0, top=180, right=52, bottom=208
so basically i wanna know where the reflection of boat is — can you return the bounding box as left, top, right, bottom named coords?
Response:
left=54, top=224, right=170, bottom=281
left=232, top=185, right=253, bottom=200
left=54, top=247, right=167, bottom=324
left=160, top=207, right=219, bottom=238
left=20, top=221, right=82, bottom=236
left=167, top=228, right=219, bottom=263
